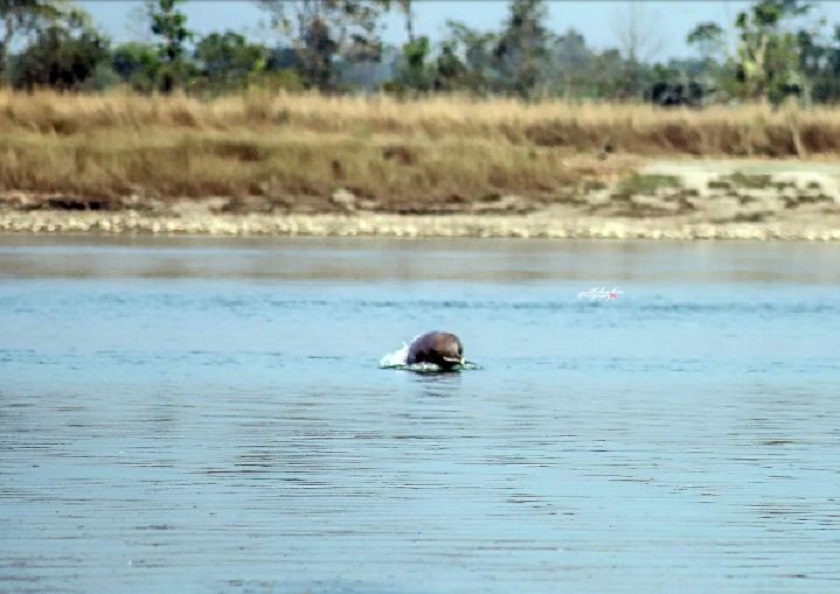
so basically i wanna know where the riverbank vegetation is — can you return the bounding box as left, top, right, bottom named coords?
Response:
left=3, top=90, right=840, bottom=211
left=4, top=0, right=840, bottom=212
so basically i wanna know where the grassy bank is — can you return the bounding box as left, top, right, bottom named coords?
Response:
left=2, top=90, right=840, bottom=212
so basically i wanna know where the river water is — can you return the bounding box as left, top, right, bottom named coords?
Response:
left=1, top=235, right=838, bottom=594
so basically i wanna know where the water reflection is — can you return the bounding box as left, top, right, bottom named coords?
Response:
left=2, top=235, right=840, bottom=284
left=408, top=371, right=464, bottom=399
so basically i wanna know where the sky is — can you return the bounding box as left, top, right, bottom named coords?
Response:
left=78, top=1, right=840, bottom=60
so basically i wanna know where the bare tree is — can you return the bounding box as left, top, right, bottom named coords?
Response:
left=388, top=0, right=414, bottom=44
left=125, top=3, right=154, bottom=43
left=255, top=0, right=386, bottom=91
left=0, top=0, right=64, bottom=77
left=611, top=1, right=665, bottom=64
left=610, top=1, right=667, bottom=99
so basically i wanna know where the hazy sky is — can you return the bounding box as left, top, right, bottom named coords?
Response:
left=78, top=1, right=839, bottom=60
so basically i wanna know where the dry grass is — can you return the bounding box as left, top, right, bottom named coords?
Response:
left=1, top=89, right=839, bottom=210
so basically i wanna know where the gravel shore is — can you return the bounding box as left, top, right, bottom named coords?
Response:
left=2, top=208, right=840, bottom=241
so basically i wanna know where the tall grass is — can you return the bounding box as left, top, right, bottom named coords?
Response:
left=1, top=90, right=838, bottom=207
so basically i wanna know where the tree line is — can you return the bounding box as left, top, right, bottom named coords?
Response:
left=1, top=0, right=839, bottom=105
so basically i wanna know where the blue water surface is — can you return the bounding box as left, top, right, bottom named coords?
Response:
left=1, top=235, right=838, bottom=594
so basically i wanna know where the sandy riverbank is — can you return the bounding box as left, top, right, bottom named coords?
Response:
left=3, top=158, right=840, bottom=241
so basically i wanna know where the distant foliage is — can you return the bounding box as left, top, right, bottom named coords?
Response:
left=12, top=8, right=110, bottom=91
left=111, top=42, right=161, bottom=93
left=493, top=0, right=552, bottom=98
left=150, top=0, right=194, bottom=93
left=193, top=31, right=268, bottom=92
left=5, top=0, right=840, bottom=106
left=0, top=0, right=64, bottom=82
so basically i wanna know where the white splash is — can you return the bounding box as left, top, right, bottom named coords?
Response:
left=379, top=341, right=411, bottom=368
left=379, top=334, right=480, bottom=371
